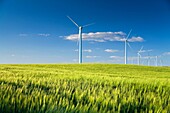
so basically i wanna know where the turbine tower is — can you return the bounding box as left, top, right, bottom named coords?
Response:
left=155, top=55, right=161, bottom=66
left=147, top=53, right=150, bottom=66
left=124, top=29, right=132, bottom=64
left=137, top=46, right=143, bottom=65
left=160, top=59, right=163, bottom=66
left=67, top=16, right=94, bottom=64
left=155, top=56, right=158, bottom=66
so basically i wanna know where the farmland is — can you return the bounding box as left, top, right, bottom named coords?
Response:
left=0, top=64, right=170, bottom=113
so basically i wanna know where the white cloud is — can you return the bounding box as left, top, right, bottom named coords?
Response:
left=163, top=52, right=170, bottom=55
left=19, top=34, right=28, bottom=37
left=128, top=57, right=138, bottom=60
left=109, top=56, right=123, bottom=59
left=11, top=54, right=15, bottom=57
left=38, top=33, right=50, bottom=37
left=75, top=49, right=92, bottom=53
left=84, top=49, right=92, bottom=53
left=113, top=31, right=126, bottom=35
left=93, top=39, right=106, bottom=42
left=142, top=56, right=157, bottom=59
left=86, top=56, right=99, bottom=58
left=19, top=33, right=51, bottom=37
left=140, top=49, right=153, bottom=53
left=108, top=59, right=123, bottom=63
left=128, top=36, right=144, bottom=42
left=73, top=59, right=78, bottom=62
left=146, top=50, right=153, bottom=52
left=108, top=56, right=124, bottom=63
left=105, top=49, right=119, bottom=53
left=64, top=31, right=144, bottom=43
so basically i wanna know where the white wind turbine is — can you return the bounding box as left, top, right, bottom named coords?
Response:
left=67, top=16, right=94, bottom=64
left=138, top=49, right=152, bottom=66
left=160, top=59, right=163, bottom=66
left=155, top=56, right=158, bottom=66
left=137, top=46, right=143, bottom=65
left=124, top=29, right=132, bottom=64
left=146, top=50, right=153, bottom=66
left=155, top=55, right=162, bottom=66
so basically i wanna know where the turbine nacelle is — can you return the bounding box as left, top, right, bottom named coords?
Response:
left=138, top=46, right=144, bottom=53
left=137, top=52, right=141, bottom=55
left=67, top=16, right=94, bottom=28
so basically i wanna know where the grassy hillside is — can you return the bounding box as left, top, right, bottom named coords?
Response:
left=0, top=64, right=170, bottom=113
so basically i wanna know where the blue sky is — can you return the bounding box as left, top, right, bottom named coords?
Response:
left=0, top=0, right=170, bottom=65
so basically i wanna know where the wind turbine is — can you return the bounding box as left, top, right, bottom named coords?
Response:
left=146, top=52, right=150, bottom=66
left=124, top=29, right=132, bottom=64
left=160, top=59, right=163, bottom=66
left=146, top=50, right=153, bottom=66
left=67, top=16, right=94, bottom=64
left=155, top=56, right=158, bottom=66
left=155, top=55, right=162, bottom=66
left=139, top=49, right=152, bottom=66
left=137, top=46, right=143, bottom=65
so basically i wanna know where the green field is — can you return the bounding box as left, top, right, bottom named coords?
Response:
left=0, top=64, right=170, bottom=113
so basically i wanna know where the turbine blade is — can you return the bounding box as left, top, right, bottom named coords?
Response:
left=127, top=42, right=132, bottom=50
left=83, top=23, right=95, bottom=27
left=139, top=46, right=143, bottom=52
left=126, top=29, right=132, bottom=40
left=67, top=16, right=79, bottom=27
left=147, top=49, right=153, bottom=52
